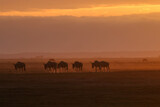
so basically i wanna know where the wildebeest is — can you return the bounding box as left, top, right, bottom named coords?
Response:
left=91, top=60, right=101, bottom=72
left=44, top=61, right=57, bottom=73
left=14, top=62, right=26, bottom=71
left=58, top=61, right=68, bottom=72
left=72, top=61, right=83, bottom=71
left=92, top=61, right=110, bottom=72
left=100, top=61, right=110, bottom=72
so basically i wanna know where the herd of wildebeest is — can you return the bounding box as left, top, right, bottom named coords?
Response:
left=14, top=60, right=110, bottom=73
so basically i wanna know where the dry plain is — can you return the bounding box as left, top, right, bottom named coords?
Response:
left=1, top=58, right=160, bottom=107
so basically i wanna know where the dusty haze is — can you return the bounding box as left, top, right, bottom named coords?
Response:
left=0, top=0, right=160, bottom=56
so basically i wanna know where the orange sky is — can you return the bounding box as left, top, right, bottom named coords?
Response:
left=1, top=0, right=160, bottom=10
left=1, top=0, right=160, bottom=17
left=0, top=0, right=160, bottom=53
left=0, top=4, right=160, bottom=17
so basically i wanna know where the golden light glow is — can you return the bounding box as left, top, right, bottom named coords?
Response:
left=0, top=4, right=160, bottom=17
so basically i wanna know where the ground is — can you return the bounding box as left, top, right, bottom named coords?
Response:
left=1, top=58, right=160, bottom=107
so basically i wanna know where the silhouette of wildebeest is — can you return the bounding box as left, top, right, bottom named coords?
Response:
left=91, top=61, right=101, bottom=72
left=14, top=62, right=26, bottom=71
left=92, top=61, right=110, bottom=72
left=44, top=61, right=57, bottom=73
left=100, top=61, right=110, bottom=72
left=72, top=61, right=83, bottom=71
left=58, top=61, right=68, bottom=72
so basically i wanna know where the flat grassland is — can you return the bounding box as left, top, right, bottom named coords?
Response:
left=1, top=58, right=160, bottom=107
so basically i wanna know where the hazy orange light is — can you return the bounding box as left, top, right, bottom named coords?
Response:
left=0, top=4, right=160, bottom=17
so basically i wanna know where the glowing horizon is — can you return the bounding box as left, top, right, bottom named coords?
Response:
left=0, top=4, right=160, bottom=17
left=1, top=2, right=160, bottom=53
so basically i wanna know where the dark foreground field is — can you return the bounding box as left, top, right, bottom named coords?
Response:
left=1, top=71, right=160, bottom=107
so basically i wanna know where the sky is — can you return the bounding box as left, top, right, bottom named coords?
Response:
left=0, top=0, right=160, bottom=54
